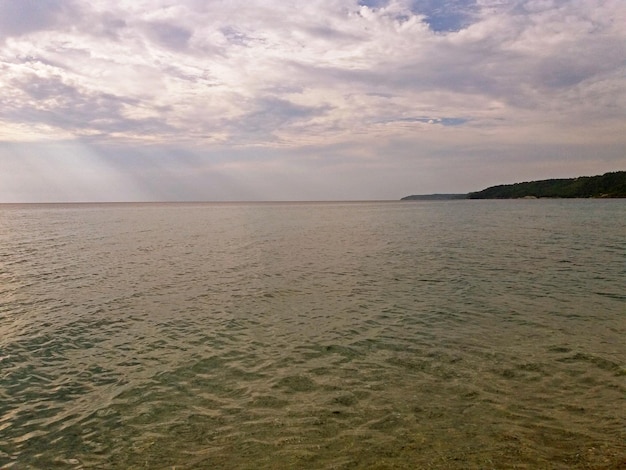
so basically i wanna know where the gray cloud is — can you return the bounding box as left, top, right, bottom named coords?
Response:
left=3, top=74, right=173, bottom=136
left=0, top=0, right=80, bottom=39
left=227, top=97, right=332, bottom=143
left=145, top=22, right=193, bottom=51
left=91, top=14, right=127, bottom=40
left=531, top=37, right=623, bottom=90
left=221, top=26, right=256, bottom=47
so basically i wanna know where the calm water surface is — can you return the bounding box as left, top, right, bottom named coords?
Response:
left=0, top=200, right=624, bottom=469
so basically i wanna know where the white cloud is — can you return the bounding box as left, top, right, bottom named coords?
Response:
left=0, top=0, right=625, bottom=200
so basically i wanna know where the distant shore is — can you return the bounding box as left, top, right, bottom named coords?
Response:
left=400, top=194, right=467, bottom=201
left=402, top=170, right=626, bottom=200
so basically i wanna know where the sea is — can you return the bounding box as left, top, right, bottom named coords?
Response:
left=0, top=200, right=624, bottom=469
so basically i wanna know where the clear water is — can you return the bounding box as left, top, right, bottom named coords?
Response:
left=0, top=200, right=624, bottom=469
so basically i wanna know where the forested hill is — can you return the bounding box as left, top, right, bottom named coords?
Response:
left=466, top=171, right=626, bottom=199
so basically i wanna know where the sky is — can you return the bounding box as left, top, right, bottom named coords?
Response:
left=0, top=0, right=625, bottom=202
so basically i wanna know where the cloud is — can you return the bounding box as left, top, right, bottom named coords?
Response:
left=4, top=1, right=624, bottom=133
left=0, top=0, right=625, bottom=201
left=0, top=0, right=81, bottom=39
left=226, top=97, right=332, bottom=144
left=1, top=71, right=173, bottom=138
left=145, top=21, right=193, bottom=51
left=221, top=26, right=257, bottom=47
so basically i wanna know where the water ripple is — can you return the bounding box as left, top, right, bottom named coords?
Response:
left=0, top=201, right=624, bottom=469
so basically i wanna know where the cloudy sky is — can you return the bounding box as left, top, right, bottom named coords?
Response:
left=0, top=0, right=624, bottom=201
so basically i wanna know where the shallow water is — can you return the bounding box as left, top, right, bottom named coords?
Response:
left=1, top=200, right=624, bottom=469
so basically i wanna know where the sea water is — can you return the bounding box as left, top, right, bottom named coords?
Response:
left=0, top=200, right=624, bottom=469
